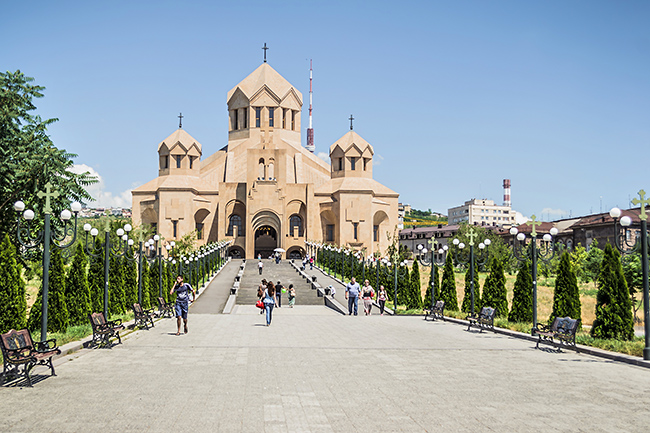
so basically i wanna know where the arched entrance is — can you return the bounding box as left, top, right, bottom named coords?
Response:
left=228, top=246, right=245, bottom=259
left=255, top=226, right=277, bottom=258
left=287, top=246, right=305, bottom=260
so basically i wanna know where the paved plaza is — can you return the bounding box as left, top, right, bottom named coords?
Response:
left=2, top=263, right=649, bottom=432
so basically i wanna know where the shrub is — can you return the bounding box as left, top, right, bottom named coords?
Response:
left=439, top=253, right=458, bottom=311
left=481, top=258, right=508, bottom=318
left=65, top=243, right=91, bottom=326
left=0, top=234, right=27, bottom=332
left=550, top=251, right=582, bottom=325
left=29, top=247, right=69, bottom=333
left=508, top=259, right=532, bottom=323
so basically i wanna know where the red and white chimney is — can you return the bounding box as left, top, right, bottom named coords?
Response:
left=503, top=179, right=511, bottom=207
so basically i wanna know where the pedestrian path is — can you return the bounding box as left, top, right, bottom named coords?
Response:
left=2, top=305, right=649, bottom=432
left=191, top=259, right=241, bottom=314
left=237, top=260, right=321, bottom=306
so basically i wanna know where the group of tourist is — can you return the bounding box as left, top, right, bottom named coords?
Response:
left=257, top=279, right=296, bottom=326
left=344, top=277, right=387, bottom=316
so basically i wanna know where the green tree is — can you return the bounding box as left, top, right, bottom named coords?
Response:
left=147, top=260, right=160, bottom=309
left=109, top=255, right=125, bottom=316
left=0, top=234, right=27, bottom=332
left=508, top=260, right=533, bottom=323
left=0, top=71, right=95, bottom=243
left=591, top=244, right=634, bottom=340
left=439, top=253, right=458, bottom=311
left=621, top=254, right=642, bottom=322
left=584, top=240, right=604, bottom=283
left=28, top=247, right=69, bottom=333
left=87, top=238, right=104, bottom=313
left=65, top=243, right=91, bottom=326
left=123, top=256, right=138, bottom=309
left=423, top=265, right=440, bottom=309
left=550, top=252, right=582, bottom=325
left=481, top=258, right=508, bottom=318
left=461, top=265, right=481, bottom=314
left=570, top=243, right=588, bottom=283
left=408, top=260, right=422, bottom=309
left=141, top=260, right=151, bottom=309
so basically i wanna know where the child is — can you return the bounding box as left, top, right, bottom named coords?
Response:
left=288, top=284, right=296, bottom=307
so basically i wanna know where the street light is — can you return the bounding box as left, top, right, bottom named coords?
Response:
left=452, top=228, right=491, bottom=314
left=416, top=242, right=449, bottom=314
left=510, top=215, right=558, bottom=330
left=14, top=188, right=81, bottom=342
left=610, top=189, right=650, bottom=360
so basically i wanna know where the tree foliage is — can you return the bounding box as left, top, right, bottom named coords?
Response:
left=87, top=238, right=104, bottom=313
left=0, top=234, right=27, bottom=332
left=424, top=265, right=440, bottom=309
left=591, top=244, right=634, bottom=340
left=508, top=259, right=532, bottom=323
left=65, top=243, right=91, bottom=326
left=0, top=71, right=96, bottom=241
left=481, top=258, right=508, bottom=318
left=550, top=252, right=582, bottom=325
left=408, top=259, right=422, bottom=309
left=584, top=240, right=604, bottom=283
left=109, top=255, right=125, bottom=316
left=28, top=247, right=69, bottom=333
left=439, top=253, right=458, bottom=311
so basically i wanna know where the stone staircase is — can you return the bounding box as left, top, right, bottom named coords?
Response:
left=236, top=260, right=322, bottom=305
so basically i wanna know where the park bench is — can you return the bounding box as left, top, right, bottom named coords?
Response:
left=466, top=306, right=497, bottom=332
left=1, top=329, right=61, bottom=387
left=132, top=303, right=155, bottom=329
left=157, top=297, right=175, bottom=318
left=532, top=316, right=580, bottom=352
left=424, top=300, right=445, bottom=321
left=88, top=312, right=125, bottom=348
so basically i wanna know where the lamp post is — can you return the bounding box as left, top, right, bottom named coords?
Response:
left=14, top=189, right=81, bottom=342
left=610, top=189, right=650, bottom=360
left=83, top=221, right=134, bottom=318
left=451, top=228, right=491, bottom=314
left=510, top=215, right=558, bottom=330
left=416, top=241, right=448, bottom=313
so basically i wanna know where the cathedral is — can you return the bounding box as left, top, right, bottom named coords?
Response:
left=131, top=61, right=399, bottom=259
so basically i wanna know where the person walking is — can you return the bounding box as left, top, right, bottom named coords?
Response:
left=263, top=281, right=277, bottom=326
left=345, top=277, right=360, bottom=316
left=377, top=285, right=387, bottom=316
left=288, top=284, right=296, bottom=307
left=258, top=280, right=267, bottom=315
left=309, top=256, right=314, bottom=270
left=258, top=260, right=264, bottom=275
left=361, top=279, right=375, bottom=315
left=275, top=281, right=283, bottom=308
left=170, top=275, right=196, bottom=335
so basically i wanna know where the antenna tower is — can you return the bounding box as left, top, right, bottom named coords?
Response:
left=306, top=59, right=315, bottom=152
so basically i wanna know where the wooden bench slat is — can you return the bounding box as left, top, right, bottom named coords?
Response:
left=1, top=329, right=60, bottom=387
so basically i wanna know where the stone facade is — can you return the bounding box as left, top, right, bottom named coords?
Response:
left=132, top=62, right=399, bottom=259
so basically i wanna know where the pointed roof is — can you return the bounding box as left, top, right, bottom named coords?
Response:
left=329, top=130, right=374, bottom=155
left=227, top=63, right=302, bottom=104
left=157, top=128, right=202, bottom=153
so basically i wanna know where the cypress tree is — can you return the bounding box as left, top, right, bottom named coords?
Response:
left=109, top=255, right=125, bottom=315
left=88, top=238, right=104, bottom=313
left=591, top=244, right=634, bottom=340
left=439, top=253, right=458, bottom=311
left=508, top=260, right=533, bottom=323
left=409, top=259, right=422, bottom=309
left=123, top=256, right=138, bottom=311
left=65, top=243, right=91, bottom=326
left=550, top=251, right=582, bottom=325
left=461, top=265, right=481, bottom=314
left=482, top=258, right=508, bottom=318
left=0, top=234, right=27, bottom=332
left=141, top=260, right=151, bottom=309
left=147, top=260, right=159, bottom=308
left=423, top=265, right=440, bottom=309
left=28, top=247, right=69, bottom=333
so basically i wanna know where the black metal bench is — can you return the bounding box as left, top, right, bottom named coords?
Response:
left=157, top=297, right=175, bottom=318
left=1, top=329, right=61, bottom=387
left=424, top=300, right=445, bottom=321
left=132, top=303, right=155, bottom=329
left=466, top=306, right=496, bottom=332
left=88, top=312, right=125, bottom=347
left=533, top=316, right=580, bottom=352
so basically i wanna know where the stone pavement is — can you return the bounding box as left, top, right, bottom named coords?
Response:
left=2, top=305, right=649, bottom=432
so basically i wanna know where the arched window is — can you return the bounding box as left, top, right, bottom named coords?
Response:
left=289, top=215, right=303, bottom=237
left=258, top=158, right=265, bottom=180
left=268, top=158, right=275, bottom=180
left=227, top=215, right=244, bottom=236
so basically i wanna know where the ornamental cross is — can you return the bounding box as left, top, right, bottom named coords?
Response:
left=349, top=114, right=354, bottom=130
left=526, top=214, right=542, bottom=237
left=262, top=43, right=269, bottom=63
left=632, top=189, right=649, bottom=221
left=178, top=112, right=183, bottom=129
left=428, top=237, right=436, bottom=251
left=466, top=228, right=477, bottom=246
left=37, top=182, right=59, bottom=214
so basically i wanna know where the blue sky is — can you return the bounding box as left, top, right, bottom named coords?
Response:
left=3, top=0, right=649, bottom=220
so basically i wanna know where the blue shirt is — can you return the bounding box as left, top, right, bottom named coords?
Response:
left=346, top=282, right=360, bottom=297
left=174, top=283, right=193, bottom=303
